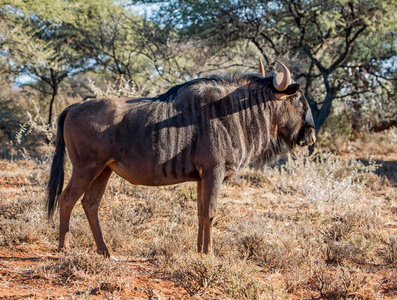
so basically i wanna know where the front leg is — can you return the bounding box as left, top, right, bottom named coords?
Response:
left=197, top=167, right=224, bottom=254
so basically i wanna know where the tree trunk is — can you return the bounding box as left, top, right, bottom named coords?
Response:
left=308, top=87, right=336, bottom=153
left=314, top=92, right=336, bottom=133
left=48, top=68, right=58, bottom=126
left=48, top=86, right=57, bottom=126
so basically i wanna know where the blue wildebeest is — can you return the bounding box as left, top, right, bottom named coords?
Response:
left=47, top=60, right=316, bottom=257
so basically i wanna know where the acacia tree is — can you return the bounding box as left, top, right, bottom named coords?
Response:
left=1, top=0, right=94, bottom=125
left=69, top=1, right=157, bottom=86
left=72, top=2, right=227, bottom=91
left=132, top=0, right=396, bottom=132
left=17, top=24, right=92, bottom=125
left=1, top=0, right=190, bottom=125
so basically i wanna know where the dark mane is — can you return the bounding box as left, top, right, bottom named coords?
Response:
left=153, top=73, right=273, bottom=103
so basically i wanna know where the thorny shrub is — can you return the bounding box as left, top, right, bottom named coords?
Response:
left=88, top=75, right=142, bottom=99
left=32, top=250, right=129, bottom=295
left=172, top=254, right=262, bottom=299
left=378, top=235, right=397, bottom=264
left=0, top=195, right=57, bottom=246
left=311, top=264, right=376, bottom=299
left=0, top=97, right=51, bottom=159
left=378, top=269, right=397, bottom=294
left=276, top=150, right=378, bottom=208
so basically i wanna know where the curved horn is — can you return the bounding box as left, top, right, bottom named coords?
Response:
left=258, top=59, right=265, bottom=77
left=273, top=60, right=291, bottom=91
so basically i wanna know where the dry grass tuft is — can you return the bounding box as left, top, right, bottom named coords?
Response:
left=311, top=264, right=377, bottom=299
left=378, top=235, right=397, bottom=265
left=31, top=250, right=131, bottom=296
left=171, top=253, right=262, bottom=299
left=0, top=195, right=57, bottom=247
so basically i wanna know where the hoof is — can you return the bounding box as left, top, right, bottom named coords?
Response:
left=57, top=247, right=69, bottom=254
left=97, top=249, right=111, bottom=258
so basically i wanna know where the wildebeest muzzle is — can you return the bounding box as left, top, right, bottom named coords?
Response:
left=298, top=126, right=316, bottom=146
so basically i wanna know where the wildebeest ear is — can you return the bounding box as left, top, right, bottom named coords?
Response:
left=274, top=83, right=300, bottom=100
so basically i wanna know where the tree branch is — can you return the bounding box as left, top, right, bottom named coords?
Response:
left=335, top=89, right=370, bottom=100
left=329, top=24, right=367, bottom=73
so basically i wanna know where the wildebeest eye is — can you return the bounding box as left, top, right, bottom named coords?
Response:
left=291, top=95, right=303, bottom=108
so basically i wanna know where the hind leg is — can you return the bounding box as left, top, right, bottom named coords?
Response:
left=197, top=180, right=204, bottom=252
left=58, top=167, right=104, bottom=252
left=81, top=166, right=112, bottom=257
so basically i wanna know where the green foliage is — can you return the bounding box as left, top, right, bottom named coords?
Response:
left=1, top=0, right=162, bottom=125
left=71, top=0, right=154, bottom=82
left=1, top=1, right=94, bottom=125
left=0, top=0, right=77, bottom=62
left=0, top=61, right=47, bottom=158
left=0, top=97, right=23, bottom=158
left=0, top=0, right=76, bottom=23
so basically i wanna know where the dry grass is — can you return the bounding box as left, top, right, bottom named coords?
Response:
left=170, top=253, right=262, bottom=298
left=0, top=132, right=396, bottom=299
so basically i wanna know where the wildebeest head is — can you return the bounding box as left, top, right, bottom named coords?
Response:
left=262, top=60, right=316, bottom=150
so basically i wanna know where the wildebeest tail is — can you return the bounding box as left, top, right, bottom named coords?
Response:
left=47, top=108, right=69, bottom=218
